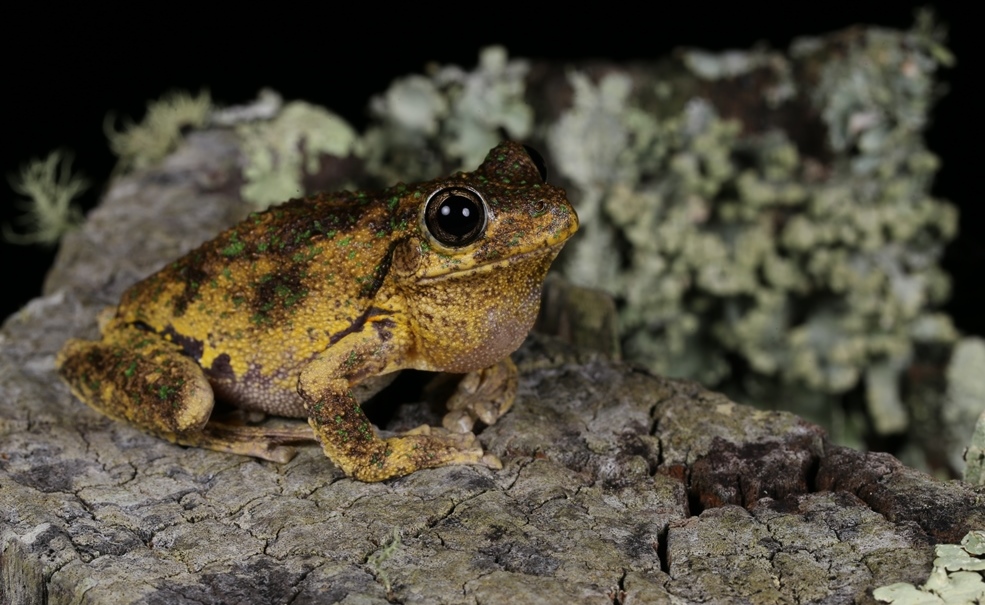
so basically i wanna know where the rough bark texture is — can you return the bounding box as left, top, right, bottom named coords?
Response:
left=2, top=130, right=982, bottom=605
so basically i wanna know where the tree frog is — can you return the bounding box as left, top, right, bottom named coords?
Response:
left=57, top=141, right=578, bottom=481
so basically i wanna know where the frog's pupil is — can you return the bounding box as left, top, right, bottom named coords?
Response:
left=438, top=196, right=479, bottom=236
left=425, top=189, right=486, bottom=247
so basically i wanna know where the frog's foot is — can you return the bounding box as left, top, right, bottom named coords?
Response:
left=303, top=391, right=501, bottom=481
left=378, top=425, right=502, bottom=479
left=437, top=357, right=518, bottom=433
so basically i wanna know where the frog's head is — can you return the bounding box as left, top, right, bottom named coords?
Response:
left=394, top=141, right=579, bottom=372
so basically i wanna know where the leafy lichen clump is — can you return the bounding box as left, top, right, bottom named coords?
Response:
left=236, top=100, right=360, bottom=208
left=361, top=45, right=533, bottom=184
left=874, top=531, right=985, bottom=603
left=541, top=15, right=960, bottom=449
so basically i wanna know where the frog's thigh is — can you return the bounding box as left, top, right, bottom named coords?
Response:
left=298, top=330, right=500, bottom=482
left=440, top=357, right=518, bottom=433
left=57, top=326, right=298, bottom=462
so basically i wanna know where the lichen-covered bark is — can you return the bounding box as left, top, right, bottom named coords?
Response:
left=3, top=131, right=980, bottom=605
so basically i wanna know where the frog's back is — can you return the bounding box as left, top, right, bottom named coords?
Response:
left=116, top=188, right=418, bottom=376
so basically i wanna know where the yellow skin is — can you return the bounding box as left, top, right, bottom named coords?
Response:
left=57, top=142, right=578, bottom=481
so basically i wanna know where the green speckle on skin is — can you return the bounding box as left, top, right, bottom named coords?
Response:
left=249, top=312, right=272, bottom=325
left=221, top=239, right=245, bottom=257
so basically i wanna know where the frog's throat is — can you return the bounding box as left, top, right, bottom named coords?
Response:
left=416, top=242, right=565, bottom=285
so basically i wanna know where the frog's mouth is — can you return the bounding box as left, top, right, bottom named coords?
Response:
left=416, top=240, right=568, bottom=285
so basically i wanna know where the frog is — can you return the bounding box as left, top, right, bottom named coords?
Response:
left=56, top=141, right=579, bottom=482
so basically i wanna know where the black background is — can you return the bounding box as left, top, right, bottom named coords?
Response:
left=2, top=4, right=980, bottom=338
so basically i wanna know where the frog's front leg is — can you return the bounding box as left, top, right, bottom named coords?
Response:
left=57, top=321, right=300, bottom=462
left=299, top=328, right=501, bottom=482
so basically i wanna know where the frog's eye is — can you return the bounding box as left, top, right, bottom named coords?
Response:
left=424, top=187, right=487, bottom=247
left=522, top=145, right=548, bottom=182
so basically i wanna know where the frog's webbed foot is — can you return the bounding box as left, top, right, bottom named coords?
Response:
left=395, top=424, right=502, bottom=469
left=303, top=389, right=502, bottom=481
left=433, top=357, right=518, bottom=433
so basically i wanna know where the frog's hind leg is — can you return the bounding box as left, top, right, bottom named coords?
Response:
left=57, top=323, right=298, bottom=462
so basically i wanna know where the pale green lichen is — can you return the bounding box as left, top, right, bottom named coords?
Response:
left=366, top=528, right=401, bottom=596
left=105, top=90, right=211, bottom=173
left=540, top=14, right=958, bottom=446
left=874, top=531, right=985, bottom=604
left=361, top=46, right=532, bottom=184
left=237, top=100, right=360, bottom=208
left=3, top=151, right=87, bottom=245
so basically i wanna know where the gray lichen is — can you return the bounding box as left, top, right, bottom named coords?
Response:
left=539, top=13, right=960, bottom=449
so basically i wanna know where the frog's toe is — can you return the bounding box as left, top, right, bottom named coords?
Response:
left=441, top=357, right=518, bottom=429
left=441, top=410, right=475, bottom=433
left=480, top=453, right=503, bottom=470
